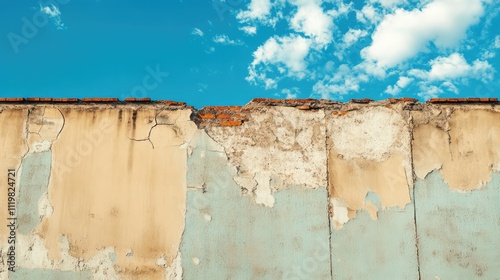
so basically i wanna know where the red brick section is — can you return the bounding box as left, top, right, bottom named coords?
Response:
left=196, top=106, right=249, bottom=127
left=389, top=98, right=418, bottom=103
left=351, top=98, right=373, bottom=104
left=124, top=97, right=151, bottom=102
left=429, top=98, right=498, bottom=103
left=0, top=98, right=24, bottom=102
left=52, top=98, right=79, bottom=102
left=81, top=98, right=119, bottom=102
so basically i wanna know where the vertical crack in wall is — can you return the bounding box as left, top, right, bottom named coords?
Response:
left=409, top=111, right=422, bottom=280
left=324, top=110, right=334, bottom=280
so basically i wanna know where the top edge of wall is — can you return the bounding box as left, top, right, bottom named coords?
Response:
left=0, top=97, right=498, bottom=109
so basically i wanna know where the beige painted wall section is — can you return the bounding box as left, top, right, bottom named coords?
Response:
left=0, top=109, right=28, bottom=241
left=35, top=107, right=196, bottom=279
left=328, top=106, right=413, bottom=227
left=413, top=107, right=500, bottom=191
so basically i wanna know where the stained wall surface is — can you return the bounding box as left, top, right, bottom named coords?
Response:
left=0, top=101, right=499, bottom=279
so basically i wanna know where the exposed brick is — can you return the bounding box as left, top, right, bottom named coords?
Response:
left=52, top=98, right=79, bottom=102
left=82, top=98, right=118, bottom=102
left=197, top=113, right=215, bottom=119
left=351, top=98, right=372, bottom=104
left=457, top=98, right=467, bottom=102
left=228, top=106, right=242, bottom=111
left=251, top=98, right=268, bottom=103
left=219, top=120, right=242, bottom=126
left=294, top=98, right=316, bottom=103
left=296, top=105, right=310, bottom=110
left=27, top=98, right=52, bottom=102
left=389, top=98, right=418, bottom=103
left=479, top=98, right=489, bottom=102
left=125, top=97, right=151, bottom=102
left=157, top=100, right=186, bottom=106
left=489, top=98, right=498, bottom=102
left=232, top=114, right=247, bottom=119
left=216, top=113, right=232, bottom=119
left=428, top=98, right=446, bottom=103
left=0, top=98, right=24, bottom=102
left=467, top=98, right=480, bottom=102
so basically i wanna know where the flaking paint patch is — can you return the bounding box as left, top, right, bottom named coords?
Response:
left=206, top=107, right=327, bottom=206
left=37, top=108, right=196, bottom=279
left=413, top=109, right=500, bottom=191
left=181, top=130, right=331, bottom=279
left=328, top=107, right=412, bottom=226
left=26, top=107, right=64, bottom=154
left=17, top=151, right=52, bottom=235
left=415, top=170, right=500, bottom=279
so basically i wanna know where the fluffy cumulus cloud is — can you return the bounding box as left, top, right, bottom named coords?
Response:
left=385, top=76, right=413, bottom=95
left=40, top=4, right=65, bottom=30
left=232, top=0, right=498, bottom=100
left=362, top=0, right=486, bottom=68
left=409, top=53, right=494, bottom=82
left=247, top=35, right=312, bottom=88
left=237, top=0, right=274, bottom=23
left=343, top=29, right=368, bottom=47
left=289, top=0, right=334, bottom=47
left=313, top=64, right=369, bottom=99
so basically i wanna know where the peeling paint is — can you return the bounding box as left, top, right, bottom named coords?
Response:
left=206, top=107, right=327, bottom=206
left=413, top=108, right=500, bottom=191
left=181, top=130, right=331, bottom=279
left=36, top=108, right=196, bottom=279
left=328, top=107, right=412, bottom=226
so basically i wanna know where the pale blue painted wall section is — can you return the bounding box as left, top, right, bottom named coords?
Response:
left=330, top=192, right=420, bottom=280
left=180, top=132, right=331, bottom=280
left=415, top=171, right=500, bottom=279
left=17, top=151, right=52, bottom=235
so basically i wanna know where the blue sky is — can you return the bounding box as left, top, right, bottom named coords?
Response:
left=1, top=0, right=499, bottom=108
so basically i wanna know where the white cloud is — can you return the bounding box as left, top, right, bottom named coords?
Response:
left=240, top=26, right=257, bottom=35
left=495, top=35, right=500, bottom=48
left=313, top=64, right=369, bottom=99
left=191, top=28, right=204, bottom=37
left=237, top=0, right=273, bottom=22
left=281, top=87, right=300, bottom=99
left=355, top=4, right=382, bottom=24
left=363, top=0, right=486, bottom=68
left=40, top=4, right=65, bottom=30
left=247, top=35, right=312, bottom=88
left=343, top=29, right=368, bottom=47
left=289, top=1, right=334, bottom=47
left=371, top=0, right=408, bottom=9
left=212, top=34, right=244, bottom=46
left=385, top=76, right=413, bottom=95
left=418, top=84, right=444, bottom=100
left=409, top=53, right=494, bottom=81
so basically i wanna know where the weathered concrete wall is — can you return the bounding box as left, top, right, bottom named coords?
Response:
left=0, top=99, right=499, bottom=279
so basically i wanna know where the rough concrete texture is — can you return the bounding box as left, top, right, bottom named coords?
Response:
left=0, top=101, right=499, bottom=279
left=206, top=106, right=327, bottom=207
left=328, top=105, right=413, bottom=227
